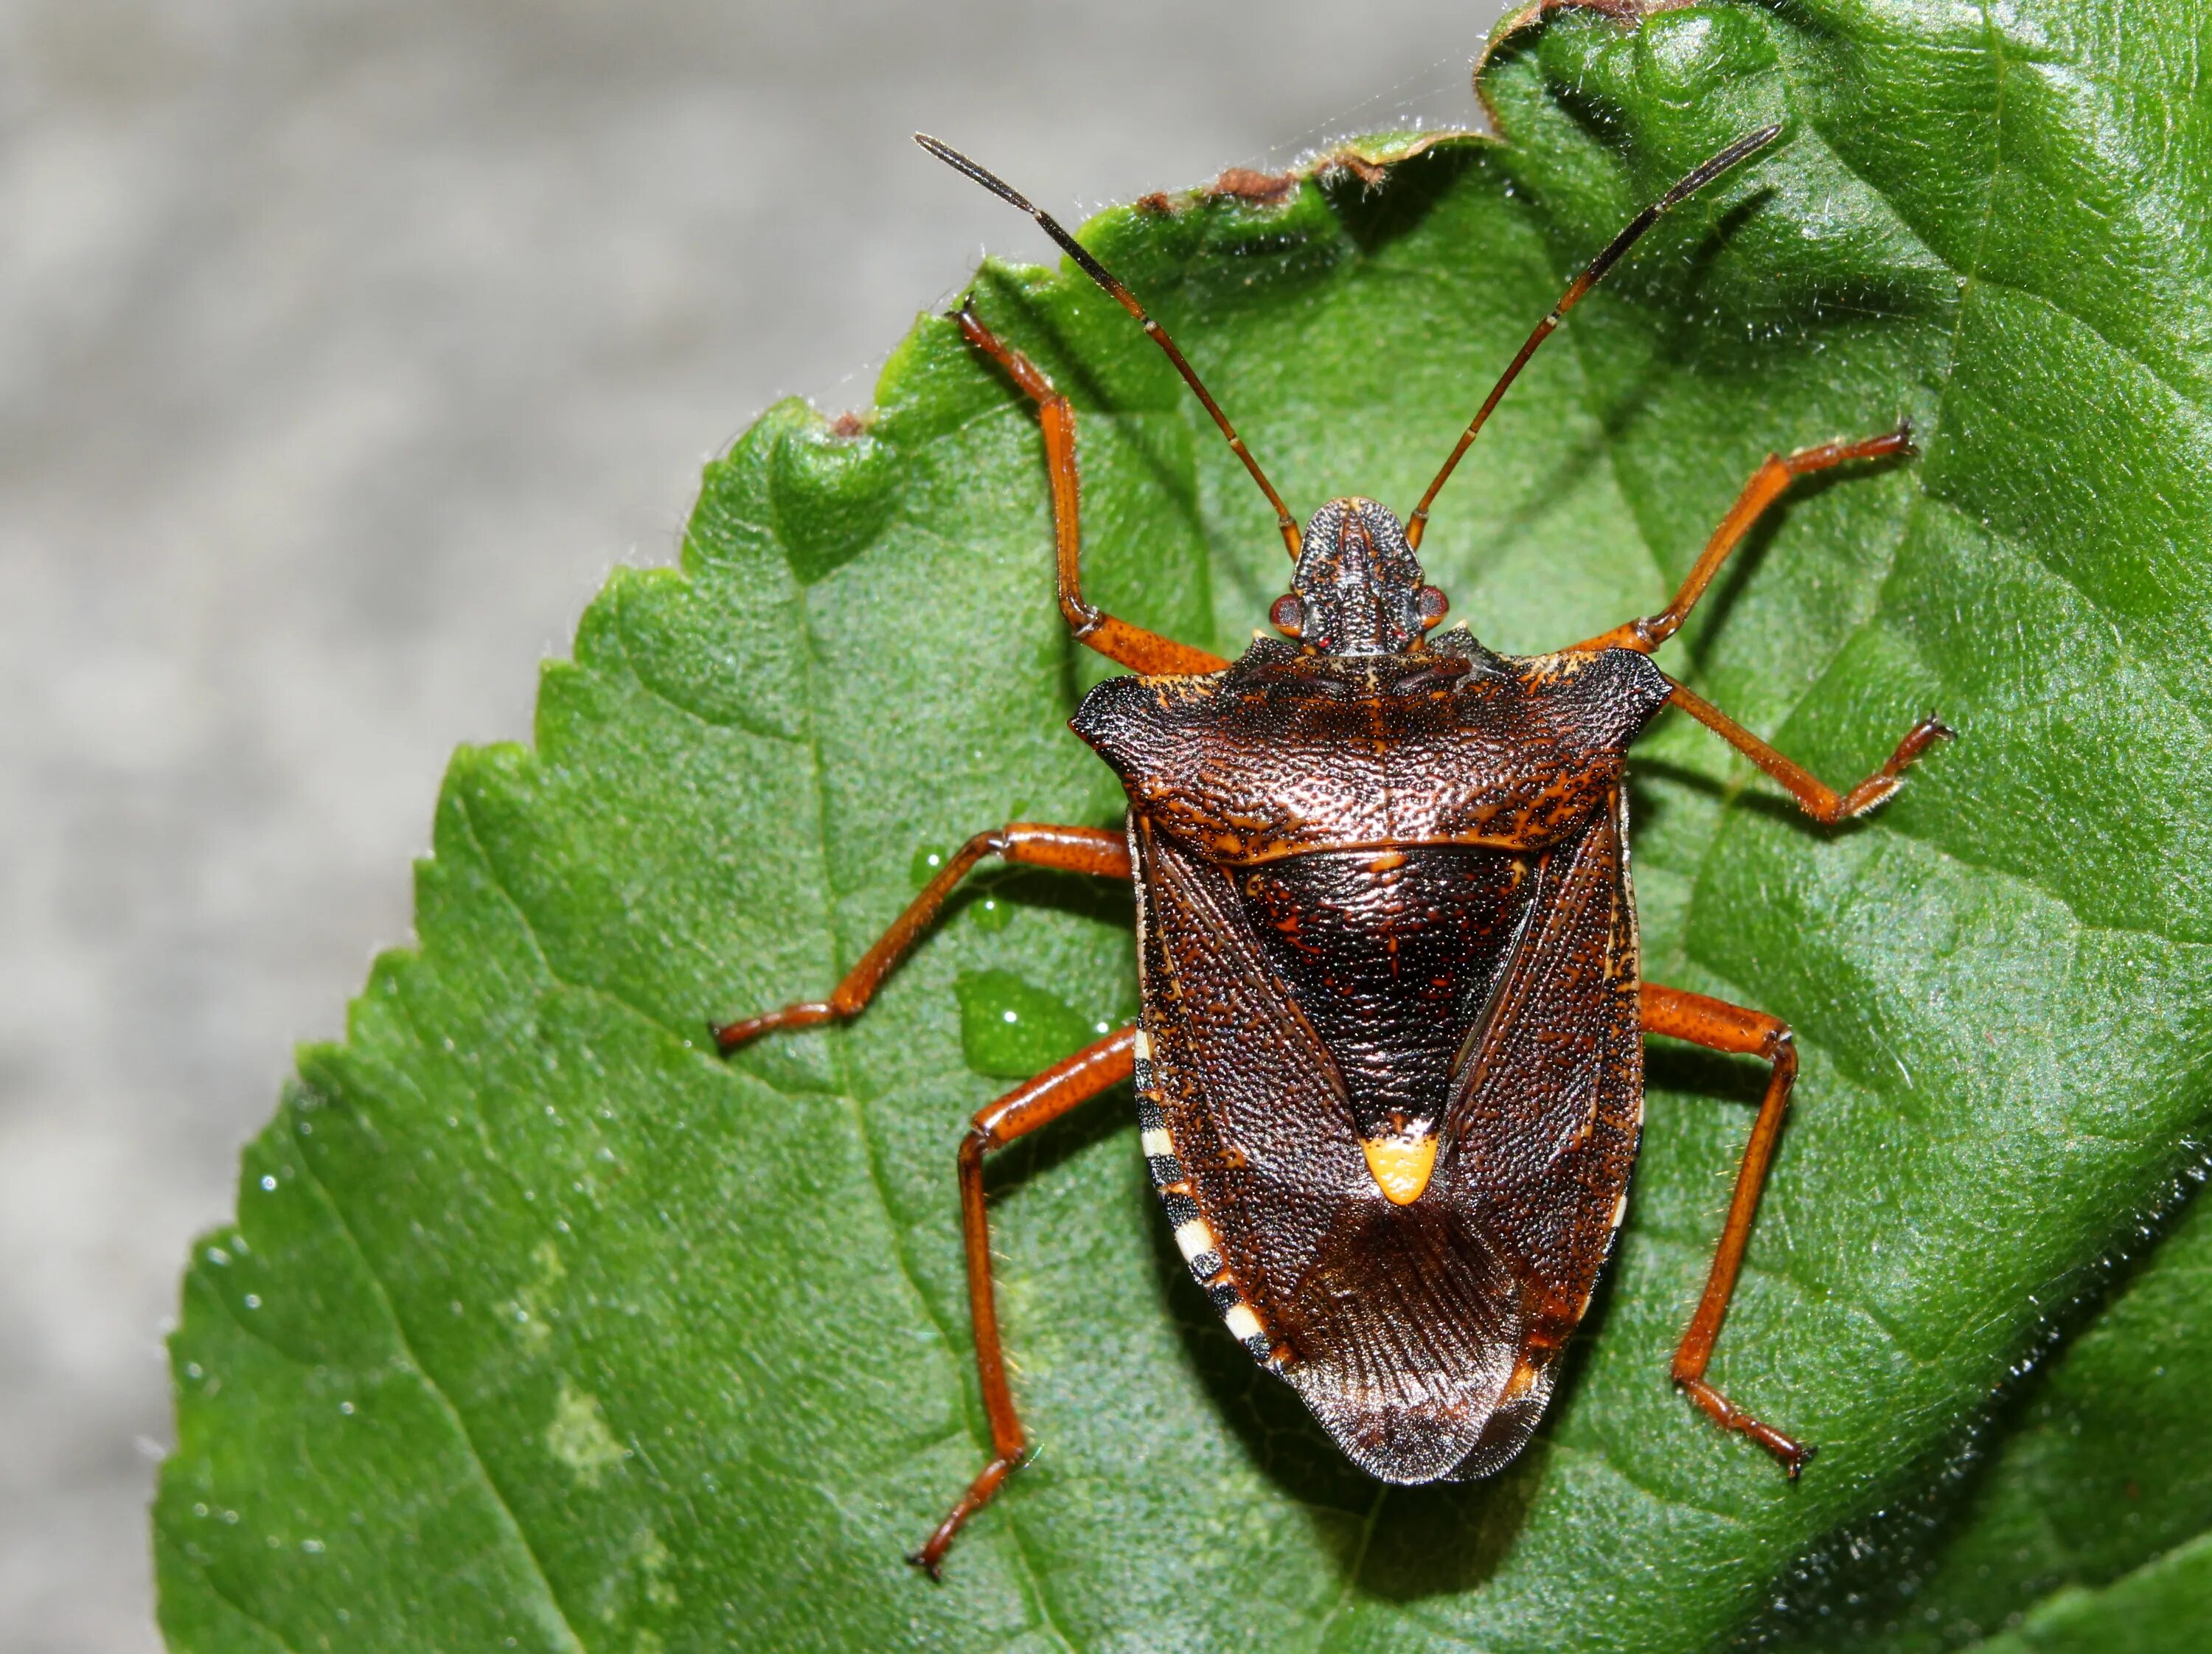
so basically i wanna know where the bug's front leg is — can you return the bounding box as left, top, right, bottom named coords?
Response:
left=1565, top=424, right=1947, bottom=818
left=953, top=303, right=1228, bottom=678
left=1639, top=983, right=1812, bottom=1476
left=711, top=823, right=1128, bottom=1050
left=1574, top=425, right=1914, bottom=655
left=911, top=1025, right=1139, bottom=1579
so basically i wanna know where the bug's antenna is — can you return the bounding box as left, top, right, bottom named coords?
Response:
left=917, top=133, right=1302, bottom=557
left=1403, top=124, right=1783, bottom=551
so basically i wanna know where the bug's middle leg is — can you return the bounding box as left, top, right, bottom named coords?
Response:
left=1639, top=981, right=1813, bottom=1476
left=1666, top=684, right=1951, bottom=824
left=711, top=823, right=1128, bottom=1050
left=911, top=1024, right=1139, bottom=1579
left=955, top=303, right=1228, bottom=677
left=1575, top=425, right=1913, bottom=653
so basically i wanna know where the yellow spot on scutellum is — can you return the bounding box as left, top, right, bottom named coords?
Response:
left=1361, top=1133, right=1439, bottom=1205
left=548, top=1381, right=629, bottom=1487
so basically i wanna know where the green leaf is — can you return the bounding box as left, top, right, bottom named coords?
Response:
left=156, top=3, right=2212, bottom=1651
left=1952, top=1531, right=2212, bottom=1654
left=1753, top=1171, right=2212, bottom=1651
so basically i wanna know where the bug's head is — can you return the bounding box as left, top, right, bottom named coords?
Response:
left=1270, top=498, right=1448, bottom=656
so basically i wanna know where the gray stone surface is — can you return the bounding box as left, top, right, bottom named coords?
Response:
left=0, top=2, right=1506, bottom=1644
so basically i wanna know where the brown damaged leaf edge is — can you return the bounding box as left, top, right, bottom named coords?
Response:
left=1208, top=166, right=1304, bottom=206
left=1135, top=134, right=1477, bottom=217
left=712, top=124, right=1952, bottom=1579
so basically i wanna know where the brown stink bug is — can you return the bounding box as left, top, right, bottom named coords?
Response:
left=712, top=125, right=1952, bottom=1578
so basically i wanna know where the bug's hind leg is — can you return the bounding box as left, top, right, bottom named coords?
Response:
left=911, top=1025, right=1139, bottom=1579
left=711, top=824, right=1128, bottom=1050
left=1639, top=983, right=1813, bottom=1477
left=954, top=304, right=1228, bottom=677
left=1575, top=425, right=1914, bottom=654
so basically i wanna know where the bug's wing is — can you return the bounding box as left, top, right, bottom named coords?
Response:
left=1131, top=819, right=1364, bottom=1316
left=1435, top=788, right=1644, bottom=1473
left=1133, top=821, right=1524, bottom=1482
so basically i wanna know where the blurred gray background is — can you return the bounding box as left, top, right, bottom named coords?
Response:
left=0, top=1, right=1510, bottom=1646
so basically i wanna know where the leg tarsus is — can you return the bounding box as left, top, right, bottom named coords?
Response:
left=1641, top=983, right=1814, bottom=1478
left=1676, top=1377, right=1816, bottom=1478
left=708, top=999, right=834, bottom=1052
left=1834, top=711, right=1953, bottom=818
left=908, top=1454, right=1021, bottom=1581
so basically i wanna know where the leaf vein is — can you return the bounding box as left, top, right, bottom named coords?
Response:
left=1915, top=470, right=2212, bottom=754
left=1545, top=1434, right=1752, bottom=1532
left=610, top=591, right=807, bottom=743
left=1311, top=1484, right=1388, bottom=1654
left=787, top=557, right=1076, bottom=1650
left=177, top=1554, right=310, bottom=1654
left=1849, top=788, right=2211, bottom=951
left=288, top=1108, right=588, bottom=1652
left=1961, top=263, right=2210, bottom=421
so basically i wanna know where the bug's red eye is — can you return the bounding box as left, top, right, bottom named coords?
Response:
left=1270, top=594, right=1304, bottom=637
left=1416, top=585, right=1449, bottom=630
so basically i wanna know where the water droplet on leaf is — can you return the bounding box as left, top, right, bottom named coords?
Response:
left=956, top=970, right=1103, bottom=1079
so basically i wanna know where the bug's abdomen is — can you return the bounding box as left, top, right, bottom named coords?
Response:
left=1232, top=847, right=1533, bottom=1141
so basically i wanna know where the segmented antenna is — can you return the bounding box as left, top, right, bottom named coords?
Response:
left=1404, top=124, right=1783, bottom=550
left=917, top=133, right=1302, bottom=557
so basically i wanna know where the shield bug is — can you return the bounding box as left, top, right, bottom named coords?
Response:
left=712, top=125, right=1952, bottom=1578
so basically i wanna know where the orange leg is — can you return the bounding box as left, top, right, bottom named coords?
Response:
left=711, top=824, right=1129, bottom=1051
left=1576, top=425, right=1915, bottom=654
left=911, top=1026, right=1140, bottom=1579
left=1667, top=684, right=1952, bottom=823
left=1571, top=424, right=1949, bottom=818
left=1641, top=982, right=1812, bottom=1476
left=956, top=303, right=1228, bottom=677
